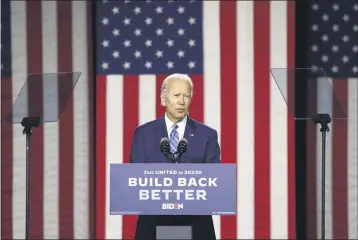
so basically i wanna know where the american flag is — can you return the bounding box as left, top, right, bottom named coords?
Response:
left=2, top=1, right=357, bottom=239
left=96, top=0, right=296, bottom=239
left=1, top=1, right=94, bottom=239
left=305, top=2, right=358, bottom=239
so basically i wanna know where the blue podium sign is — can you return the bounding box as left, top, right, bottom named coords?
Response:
left=110, top=163, right=236, bottom=215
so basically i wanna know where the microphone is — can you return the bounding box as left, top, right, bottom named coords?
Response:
left=177, top=138, right=188, bottom=154
left=160, top=137, right=173, bottom=163
left=160, top=137, right=170, bottom=155
left=173, top=138, right=188, bottom=163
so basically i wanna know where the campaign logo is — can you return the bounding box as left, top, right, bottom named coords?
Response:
left=162, top=203, right=184, bottom=210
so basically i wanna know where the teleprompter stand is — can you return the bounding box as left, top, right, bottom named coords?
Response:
left=312, top=113, right=331, bottom=240
left=270, top=68, right=347, bottom=240
left=21, top=117, right=40, bottom=240
left=2, top=72, right=81, bottom=240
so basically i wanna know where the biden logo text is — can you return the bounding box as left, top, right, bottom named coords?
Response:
left=162, top=203, right=184, bottom=210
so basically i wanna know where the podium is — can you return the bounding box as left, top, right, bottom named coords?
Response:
left=2, top=72, right=81, bottom=240
left=270, top=68, right=347, bottom=240
left=110, top=163, right=236, bottom=239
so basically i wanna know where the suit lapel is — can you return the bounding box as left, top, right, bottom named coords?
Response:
left=156, top=115, right=168, bottom=139
left=182, top=115, right=196, bottom=162
left=183, top=115, right=196, bottom=140
left=154, top=115, right=170, bottom=163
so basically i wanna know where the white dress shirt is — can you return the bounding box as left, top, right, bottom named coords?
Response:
left=165, top=113, right=187, bottom=141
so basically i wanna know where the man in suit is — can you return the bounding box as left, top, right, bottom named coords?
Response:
left=130, top=73, right=220, bottom=240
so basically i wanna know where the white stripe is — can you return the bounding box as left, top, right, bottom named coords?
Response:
left=237, top=1, right=254, bottom=239
left=106, top=75, right=123, bottom=238
left=269, top=2, right=288, bottom=238
left=203, top=1, right=221, bottom=238
left=10, top=1, right=28, bottom=238
left=170, top=144, right=177, bottom=152
left=171, top=137, right=179, bottom=145
left=348, top=78, right=358, bottom=239
left=316, top=77, right=333, bottom=239
left=72, top=1, right=90, bottom=238
left=42, top=1, right=59, bottom=238
left=139, top=75, right=156, bottom=124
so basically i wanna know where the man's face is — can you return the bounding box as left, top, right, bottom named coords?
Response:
left=161, top=78, right=192, bottom=123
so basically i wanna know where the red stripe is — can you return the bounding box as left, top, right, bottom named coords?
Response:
left=188, top=75, right=203, bottom=122
left=96, top=75, right=107, bottom=239
left=306, top=80, right=317, bottom=239
left=1, top=76, right=13, bottom=239
left=122, top=76, right=139, bottom=239
left=219, top=1, right=237, bottom=238
left=57, top=2, right=74, bottom=237
left=287, top=2, right=296, bottom=238
left=253, top=2, right=271, bottom=238
left=156, top=75, right=167, bottom=118
left=87, top=1, right=95, bottom=238
left=332, top=78, right=348, bottom=239
left=27, top=2, right=44, bottom=238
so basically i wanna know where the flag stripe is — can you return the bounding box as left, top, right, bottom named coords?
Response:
left=122, top=75, right=139, bottom=239
left=347, top=78, right=358, bottom=239
left=96, top=75, right=107, bottom=239
left=189, top=75, right=204, bottom=123
left=156, top=75, right=166, bottom=118
left=105, top=75, right=124, bottom=239
left=332, top=79, right=348, bottom=239
left=73, top=1, right=91, bottom=237
left=10, top=1, right=28, bottom=238
left=42, top=1, right=60, bottom=238
left=254, top=2, right=271, bottom=238
left=139, top=75, right=156, bottom=124
left=27, top=1, right=45, bottom=237
left=1, top=76, right=13, bottom=239
left=237, top=1, right=254, bottom=239
left=57, top=2, right=75, bottom=238
left=270, top=1, right=288, bottom=238
left=287, top=2, right=296, bottom=238
left=219, top=1, right=237, bottom=239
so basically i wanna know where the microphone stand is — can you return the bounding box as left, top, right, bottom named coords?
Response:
left=312, top=113, right=331, bottom=240
left=21, top=117, right=40, bottom=240
left=161, top=151, right=175, bottom=164
left=172, top=153, right=179, bottom=164
left=172, top=152, right=184, bottom=164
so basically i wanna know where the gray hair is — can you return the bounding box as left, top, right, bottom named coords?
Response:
left=160, top=73, right=194, bottom=96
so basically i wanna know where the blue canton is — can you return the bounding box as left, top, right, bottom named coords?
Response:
left=96, top=0, right=203, bottom=75
left=307, top=2, right=358, bottom=77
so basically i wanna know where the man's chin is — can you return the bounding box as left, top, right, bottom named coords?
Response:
left=174, top=113, right=186, bottom=120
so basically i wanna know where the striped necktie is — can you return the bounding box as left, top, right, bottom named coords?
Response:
left=170, top=124, right=179, bottom=154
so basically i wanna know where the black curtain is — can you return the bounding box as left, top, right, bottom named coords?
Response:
left=295, top=2, right=310, bottom=240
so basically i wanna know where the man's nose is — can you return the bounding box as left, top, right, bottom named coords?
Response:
left=178, top=95, right=185, bottom=104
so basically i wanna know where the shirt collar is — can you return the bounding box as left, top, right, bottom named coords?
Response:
left=165, top=113, right=187, bottom=132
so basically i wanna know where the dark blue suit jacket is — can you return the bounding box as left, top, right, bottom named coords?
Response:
left=129, top=115, right=220, bottom=240
left=130, top=115, right=220, bottom=164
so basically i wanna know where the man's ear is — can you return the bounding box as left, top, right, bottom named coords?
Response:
left=160, top=94, right=166, bottom=106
